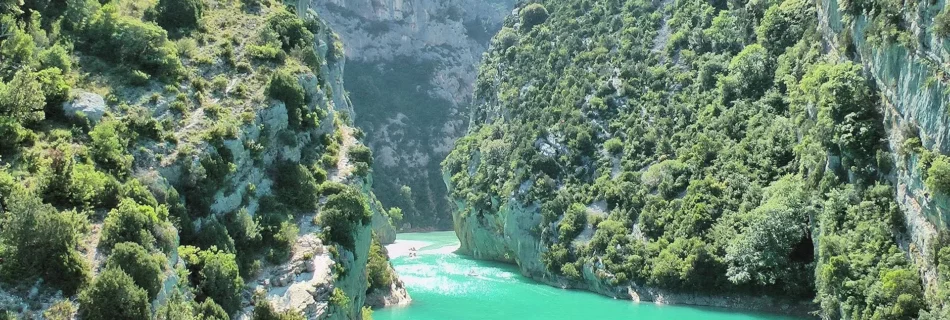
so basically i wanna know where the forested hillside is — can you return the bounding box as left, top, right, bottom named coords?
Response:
left=0, top=0, right=402, bottom=319
left=444, top=0, right=950, bottom=318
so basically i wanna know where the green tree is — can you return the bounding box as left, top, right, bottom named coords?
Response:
left=199, top=250, right=244, bottom=315
left=274, top=161, right=319, bottom=212
left=927, top=155, right=950, bottom=195
left=319, top=187, right=372, bottom=249
left=78, top=268, right=151, bottom=320
left=0, top=69, right=46, bottom=123
left=756, top=0, right=815, bottom=54
left=155, top=0, right=204, bottom=34
left=520, top=3, right=549, bottom=31
left=105, top=242, right=165, bottom=299
left=267, top=68, right=306, bottom=127
left=0, top=189, right=90, bottom=294
left=264, top=9, right=314, bottom=50
left=100, top=198, right=169, bottom=251
left=366, top=237, right=393, bottom=292
left=90, top=119, right=133, bottom=176
left=557, top=203, right=587, bottom=243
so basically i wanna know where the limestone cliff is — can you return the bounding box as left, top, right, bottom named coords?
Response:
left=444, top=0, right=950, bottom=316
left=311, top=0, right=517, bottom=229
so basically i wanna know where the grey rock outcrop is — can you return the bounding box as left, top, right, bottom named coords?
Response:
left=818, top=0, right=950, bottom=294
left=62, top=90, right=106, bottom=123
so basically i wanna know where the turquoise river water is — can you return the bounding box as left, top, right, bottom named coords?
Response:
left=373, top=232, right=803, bottom=320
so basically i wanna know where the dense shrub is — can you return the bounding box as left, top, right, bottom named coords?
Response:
left=265, top=10, right=314, bottom=51
left=100, top=198, right=172, bottom=252
left=934, top=8, right=950, bottom=38
left=182, top=247, right=244, bottom=316
left=267, top=68, right=307, bottom=128
left=319, top=187, right=372, bottom=249
left=0, top=69, right=46, bottom=123
left=105, top=242, right=165, bottom=299
left=348, top=145, right=373, bottom=166
left=274, top=161, right=320, bottom=212
left=366, top=237, right=393, bottom=292
left=154, top=0, right=204, bottom=34
left=78, top=268, right=151, bottom=320
left=520, top=4, right=549, bottom=31
left=84, top=4, right=182, bottom=76
left=557, top=203, right=587, bottom=243
left=0, top=190, right=90, bottom=294
left=927, top=155, right=950, bottom=195
left=0, top=116, right=32, bottom=155
left=90, top=119, right=133, bottom=177
left=756, top=0, right=815, bottom=54
left=252, top=294, right=306, bottom=320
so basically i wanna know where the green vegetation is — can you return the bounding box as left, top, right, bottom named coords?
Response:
left=0, top=1, right=393, bottom=319
left=319, top=186, right=373, bottom=250
left=251, top=292, right=306, bottom=320
left=78, top=268, right=151, bottom=320
left=445, top=0, right=948, bottom=317
left=154, top=0, right=204, bottom=34
left=367, top=237, right=394, bottom=292
left=520, top=3, right=549, bottom=31
left=0, top=189, right=89, bottom=295
left=936, top=8, right=950, bottom=38
left=105, top=242, right=166, bottom=299
left=180, top=246, right=245, bottom=315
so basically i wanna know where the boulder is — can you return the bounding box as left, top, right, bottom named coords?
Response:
left=62, top=90, right=106, bottom=123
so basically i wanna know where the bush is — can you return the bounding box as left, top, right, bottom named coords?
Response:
left=105, top=242, right=165, bottom=299
left=319, top=187, right=372, bottom=249
left=68, top=163, right=120, bottom=210
left=100, top=198, right=169, bottom=251
left=34, top=68, right=71, bottom=114
left=39, top=44, right=72, bottom=73
left=252, top=294, right=306, bottom=320
left=199, top=250, right=245, bottom=315
left=195, top=299, right=230, bottom=320
left=520, top=4, right=549, bottom=31
left=78, top=268, right=151, bottom=320
left=265, top=10, right=314, bottom=51
left=927, top=155, right=950, bottom=195
left=367, top=237, right=393, bottom=292
left=0, top=69, right=46, bottom=124
left=274, top=161, right=320, bottom=212
left=935, top=8, right=950, bottom=38
left=0, top=190, right=90, bottom=294
left=604, top=138, right=623, bottom=155
left=558, top=203, right=588, bottom=243
left=348, top=144, right=373, bottom=166
left=90, top=119, right=133, bottom=177
left=84, top=4, right=182, bottom=77
left=155, top=0, right=204, bottom=34
left=0, top=116, right=33, bottom=155
left=267, top=68, right=306, bottom=127
left=267, top=221, right=298, bottom=263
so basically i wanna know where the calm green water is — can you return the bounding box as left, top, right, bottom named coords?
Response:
left=374, top=232, right=803, bottom=320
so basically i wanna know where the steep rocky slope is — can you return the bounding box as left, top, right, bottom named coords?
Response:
left=445, top=0, right=950, bottom=317
left=312, top=0, right=516, bottom=229
left=0, top=0, right=404, bottom=318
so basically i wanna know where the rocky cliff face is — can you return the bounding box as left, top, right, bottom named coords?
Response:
left=818, top=0, right=950, bottom=295
left=311, top=0, right=516, bottom=229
